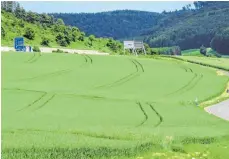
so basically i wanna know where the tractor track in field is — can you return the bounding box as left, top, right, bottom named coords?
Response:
left=83, top=55, right=88, bottom=63
left=180, top=66, right=188, bottom=72
left=34, top=94, right=56, bottom=110
left=3, top=88, right=55, bottom=111
left=108, top=59, right=143, bottom=87
left=136, top=102, right=148, bottom=126
left=94, top=59, right=144, bottom=89
left=132, top=59, right=144, bottom=72
left=85, top=54, right=93, bottom=64
left=2, top=87, right=46, bottom=93
left=136, top=102, right=163, bottom=127
left=3, top=87, right=132, bottom=102
left=25, top=52, right=36, bottom=63
left=8, top=129, right=133, bottom=141
left=183, top=74, right=203, bottom=93
left=131, top=60, right=139, bottom=72
left=17, top=93, right=47, bottom=111
left=79, top=54, right=93, bottom=67
left=167, top=62, right=203, bottom=95
left=70, top=131, right=132, bottom=141
left=16, top=93, right=55, bottom=111
left=179, top=64, right=192, bottom=73
left=26, top=52, right=42, bottom=63
left=16, top=69, right=72, bottom=82
left=147, top=103, right=163, bottom=127
left=165, top=64, right=203, bottom=96
left=166, top=73, right=197, bottom=96
left=18, top=54, right=92, bottom=82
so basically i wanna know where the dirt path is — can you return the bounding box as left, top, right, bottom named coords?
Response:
left=1, top=46, right=109, bottom=55
left=205, top=71, right=229, bottom=121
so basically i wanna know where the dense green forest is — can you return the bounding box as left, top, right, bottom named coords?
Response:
left=51, top=10, right=161, bottom=40
left=144, top=1, right=229, bottom=54
left=1, top=1, right=124, bottom=54
left=51, top=2, right=229, bottom=55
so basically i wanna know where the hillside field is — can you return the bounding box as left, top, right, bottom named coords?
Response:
left=177, top=56, right=229, bottom=71
left=2, top=52, right=229, bottom=159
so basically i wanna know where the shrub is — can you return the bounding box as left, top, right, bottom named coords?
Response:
left=40, top=37, right=50, bottom=46
left=24, top=27, right=35, bottom=40
left=52, top=49, right=64, bottom=53
left=24, top=28, right=35, bottom=40
left=33, top=46, right=41, bottom=52
left=59, top=39, right=68, bottom=47
left=19, top=20, right=25, bottom=27
left=106, top=39, right=122, bottom=52
left=200, top=45, right=207, bottom=56
left=88, top=35, right=96, bottom=46
left=151, top=46, right=180, bottom=55
left=78, top=34, right=85, bottom=41
left=56, top=33, right=69, bottom=47
left=1, top=26, right=6, bottom=38
left=56, top=33, right=64, bottom=42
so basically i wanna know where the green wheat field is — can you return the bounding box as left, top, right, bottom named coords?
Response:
left=2, top=52, right=229, bottom=159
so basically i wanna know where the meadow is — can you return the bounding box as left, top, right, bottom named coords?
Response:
left=2, top=52, right=229, bottom=159
left=176, top=56, right=229, bottom=71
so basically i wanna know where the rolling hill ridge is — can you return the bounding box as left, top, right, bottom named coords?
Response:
left=51, top=2, right=229, bottom=54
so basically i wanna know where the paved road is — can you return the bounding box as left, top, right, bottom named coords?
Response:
left=205, top=70, right=229, bottom=121
left=205, top=99, right=229, bottom=121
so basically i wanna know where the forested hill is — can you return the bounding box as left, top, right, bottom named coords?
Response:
left=51, top=2, right=229, bottom=55
left=143, top=1, right=229, bottom=53
left=50, top=10, right=160, bottom=39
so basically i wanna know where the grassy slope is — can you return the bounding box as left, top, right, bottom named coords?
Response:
left=181, top=48, right=223, bottom=57
left=181, top=49, right=203, bottom=56
left=2, top=52, right=229, bottom=158
left=1, top=11, right=115, bottom=53
left=178, top=56, right=229, bottom=71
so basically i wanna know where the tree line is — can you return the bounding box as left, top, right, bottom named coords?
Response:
left=50, top=10, right=160, bottom=39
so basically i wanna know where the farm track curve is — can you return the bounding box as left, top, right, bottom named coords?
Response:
left=2, top=87, right=46, bottom=93
left=183, top=74, right=203, bottom=93
left=79, top=54, right=93, bottom=67
left=166, top=73, right=197, bottom=96
left=7, top=129, right=134, bottom=141
left=2, top=87, right=126, bottom=102
left=166, top=62, right=204, bottom=96
left=25, top=52, right=36, bottom=63
left=18, top=54, right=93, bottom=82
left=136, top=102, right=163, bottom=127
left=147, top=103, right=163, bottom=127
left=25, top=52, right=42, bottom=63
left=34, top=94, right=56, bottom=110
left=94, top=59, right=144, bottom=89
left=3, top=88, right=56, bottom=111
left=136, top=102, right=148, bottom=126
left=85, top=54, right=93, bottom=64
left=16, top=69, right=72, bottom=82
left=17, top=92, right=47, bottom=111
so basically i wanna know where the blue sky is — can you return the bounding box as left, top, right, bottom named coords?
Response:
left=19, top=1, right=193, bottom=13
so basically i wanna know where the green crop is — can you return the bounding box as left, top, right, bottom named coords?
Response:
left=2, top=52, right=229, bottom=159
